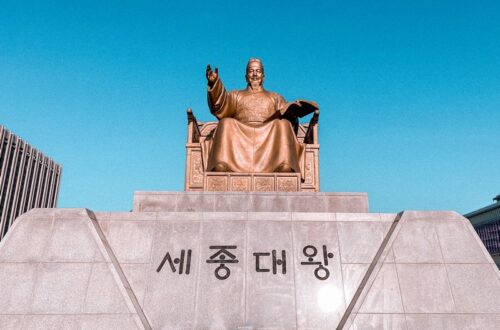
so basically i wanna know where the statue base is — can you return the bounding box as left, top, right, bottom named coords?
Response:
left=0, top=191, right=499, bottom=329
left=205, top=172, right=305, bottom=192
left=133, top=191, right=369, bottom=213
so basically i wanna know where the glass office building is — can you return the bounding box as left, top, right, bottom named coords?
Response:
left=0, top=126, right=62, bottom=241
left=465, top=194, right=500, bottom=269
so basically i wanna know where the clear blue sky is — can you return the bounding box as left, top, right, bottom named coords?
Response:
left=2, top=1, right=499, bottom=213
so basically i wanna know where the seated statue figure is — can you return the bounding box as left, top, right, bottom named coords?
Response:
left=206, top=58, right=316, bottom=179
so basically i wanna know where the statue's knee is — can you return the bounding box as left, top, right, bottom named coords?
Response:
left=278, top=119, right=293, bottom=130
left=217, top=118, right=236, bottom=133
left=219, top=118, right=236, bottom=126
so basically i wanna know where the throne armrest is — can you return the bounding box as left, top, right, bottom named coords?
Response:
left=186, top=108, right=201, bottom=143
left=303, top=109, right=319, bottom=144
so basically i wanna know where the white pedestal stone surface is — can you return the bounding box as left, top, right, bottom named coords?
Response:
left=0, top=192, right=499, bottom=329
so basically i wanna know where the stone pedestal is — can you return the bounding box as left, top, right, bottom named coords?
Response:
left=133, top=191, right=369, bottom=213
left=0, top=192, right=499, bottom=329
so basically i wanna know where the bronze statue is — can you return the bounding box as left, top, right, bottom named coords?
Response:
left=205, top=58, right=317, bottom=178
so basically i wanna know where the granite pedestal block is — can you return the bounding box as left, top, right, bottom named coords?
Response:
left=0, top=193, right=499, bottom=329
left=133, top=191, right=369, bottom=213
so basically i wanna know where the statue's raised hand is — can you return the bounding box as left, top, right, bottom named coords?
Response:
left=206, top=65, right=218, bottom=87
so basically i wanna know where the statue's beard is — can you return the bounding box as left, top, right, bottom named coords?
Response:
left=247, top=79, right=263, bottom=89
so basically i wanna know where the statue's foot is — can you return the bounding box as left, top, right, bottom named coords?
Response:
left=214, top=162, right=231, bottom=172
left=275, top=162, right=293, bottom=172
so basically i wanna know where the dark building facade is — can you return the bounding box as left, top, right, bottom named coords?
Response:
left=0, top=126, right=62, bottom=241
left=465, top=194, right=500, bottom=269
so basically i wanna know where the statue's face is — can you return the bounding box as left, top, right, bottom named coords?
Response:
left=246, top=62, right=264, bottom=87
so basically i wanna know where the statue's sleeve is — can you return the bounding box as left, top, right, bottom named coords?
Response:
left=207, top=78, right=236, bottom=119
left=275, top=94, right=287, bottom=111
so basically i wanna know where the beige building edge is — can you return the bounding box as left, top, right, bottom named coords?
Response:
left=0, top=192, right=499, bottom=329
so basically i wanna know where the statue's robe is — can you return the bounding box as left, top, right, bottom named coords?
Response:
left=206, top=78, right=305, bottom=177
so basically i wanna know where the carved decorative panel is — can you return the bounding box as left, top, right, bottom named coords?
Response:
left=206, top=176, right=227, bottom=191
left=277, top=176, right=299, bottom=192
left=304, top=151, right=314, bottom=185
left=230, top=176, right=251, bottom=192
left=190, top=151, right=204, bottom=186
left=254, top=176, right=274, bottom=192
